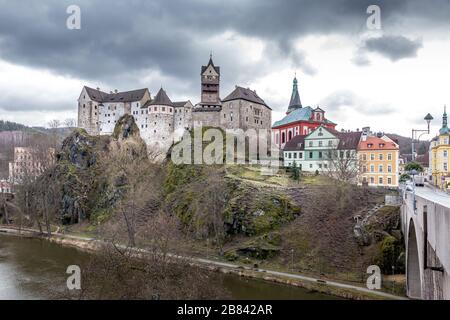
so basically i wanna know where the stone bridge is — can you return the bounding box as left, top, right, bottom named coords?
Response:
left=401, top=186, right=450, bottom=299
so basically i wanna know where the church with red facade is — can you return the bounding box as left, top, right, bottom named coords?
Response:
left=272, top=77, right=337, bottom=149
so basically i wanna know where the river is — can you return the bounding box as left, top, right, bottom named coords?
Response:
left=0, top=234, right=339, bottom=300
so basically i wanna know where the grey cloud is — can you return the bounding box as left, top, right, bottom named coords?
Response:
left=351, top=49, right=371, bottom=66
left=321, top=90, right=396, bottom=115
left=362, top=35, right=423, bottom=61
left=0, top=0, right=449, bottom=113
left=0, top=0, right=417, bottom=82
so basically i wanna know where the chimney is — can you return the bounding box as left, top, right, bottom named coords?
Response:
left=110, top=91, right=113, bottom=94
left=96, top=87, right=100, bottom=91
left=114, top=89, right=118, bottom=94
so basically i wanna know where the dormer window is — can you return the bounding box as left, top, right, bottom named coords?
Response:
left=368, top=143, right=373, bottom=148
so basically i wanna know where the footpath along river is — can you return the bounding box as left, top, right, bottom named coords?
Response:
left=0, top=234, right=340, bottom=300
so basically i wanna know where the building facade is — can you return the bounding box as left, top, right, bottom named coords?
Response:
left=430, top=107, right=450, bottom=189
left=8, top=147, right=55, bottom=184
left=0, top=180, right=12, bottom=194
left=357, top=135, right=399, bottom=187
left=192, top=57, right=272, bottom=130
left=78, top=87, right=151, bottom=136
left=283, top=126, right=361, bottom=176
left=272, top=77, right=337, bottom=149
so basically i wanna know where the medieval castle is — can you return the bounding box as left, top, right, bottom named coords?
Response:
left=77, top=56, right=272, bottom=150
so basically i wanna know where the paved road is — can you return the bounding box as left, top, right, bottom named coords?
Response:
left=412, top=184, right=450, bottom=208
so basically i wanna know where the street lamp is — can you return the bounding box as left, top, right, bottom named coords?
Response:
left=410, top=169, right=418, bottom=213
left=412, top=113, right=433, bottom=161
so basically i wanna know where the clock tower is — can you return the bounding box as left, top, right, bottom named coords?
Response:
left=200, top=54, right=221, bottom=106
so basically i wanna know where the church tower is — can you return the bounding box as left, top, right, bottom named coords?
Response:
left=200, top=54, right=221, bottom=107
left=287, top=76, right=302, bottom=114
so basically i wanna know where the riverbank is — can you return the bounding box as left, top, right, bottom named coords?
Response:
left=0, top=225, right=407, bottom=300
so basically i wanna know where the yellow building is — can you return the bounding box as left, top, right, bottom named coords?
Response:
left=358, top=135, right=400, bottom=187
left=430, top=108, right=450, bottom=189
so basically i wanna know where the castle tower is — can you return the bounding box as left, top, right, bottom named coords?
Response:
left=287, top=76, right=302, bottom=114
left=200, top=54, right=221, bottom=107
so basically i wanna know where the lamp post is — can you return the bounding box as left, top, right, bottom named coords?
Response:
left=411, top=113, right=433, bottom=161
left=410, top=169, right=418, bottom=213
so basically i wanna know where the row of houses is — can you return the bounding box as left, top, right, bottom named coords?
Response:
left=271, top=76, right=400, bottom=187
left=282, top=126, right=400, bottom=187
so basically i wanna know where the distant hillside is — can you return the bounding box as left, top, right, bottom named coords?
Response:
left=386, top=133, right=430, bottom=155
left=0, top=120, right=31, bottom=132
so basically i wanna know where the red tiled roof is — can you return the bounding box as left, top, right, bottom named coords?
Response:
left=358, top=136, right=398, bottom=151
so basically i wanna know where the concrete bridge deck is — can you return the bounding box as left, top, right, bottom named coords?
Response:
left=402, top=184, right=450, bottom=299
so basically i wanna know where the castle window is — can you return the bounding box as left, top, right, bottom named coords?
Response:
left=387, top=153, right=392, bottom=160
left=246, top=117, right=248, bottom=122
left=379, top=154, right=383, bottom=160
left=162, top=107, right=166, bottom=112
left=224, top=113, right=226, bottom=118
left=83, top=104, right=85, bottom=108
left=154, top=107, right=157, bottom=111
left=170, top=108, right=172, bottom=112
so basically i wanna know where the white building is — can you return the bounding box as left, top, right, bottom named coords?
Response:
left=78, top=86, right=151, bottom=136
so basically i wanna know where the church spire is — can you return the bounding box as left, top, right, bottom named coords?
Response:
left=444, top=105, right=447, bottom=127
left=439, top=105, right=450, bottom=135
left=287, top=75, right=302, bottom=114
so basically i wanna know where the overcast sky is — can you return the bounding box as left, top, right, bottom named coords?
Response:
left=0, top=0, right=449, bottom=136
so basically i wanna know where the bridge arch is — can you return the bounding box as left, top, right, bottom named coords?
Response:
left=407, top=219, right=422, bottom=299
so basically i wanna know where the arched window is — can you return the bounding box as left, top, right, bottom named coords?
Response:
left=281, top=132, right=286, bottom=144
left=288, top=131, right=292, bottom=141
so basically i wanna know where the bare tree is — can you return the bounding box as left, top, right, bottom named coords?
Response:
left=13, top=134, right=57, bottom=234
left=68, top=243, right=229, bottom=300
left=48, top=119, right=61, bottom=129
left=323, top=149, right=363, bottom=183
left=63, top=118, right=77, bottom=128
